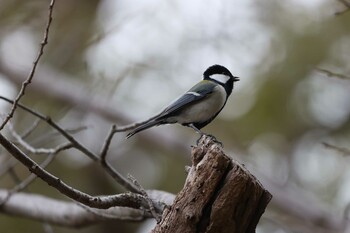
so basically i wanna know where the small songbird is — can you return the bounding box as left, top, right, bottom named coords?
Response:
left=126, top=64, right=239, bottom=138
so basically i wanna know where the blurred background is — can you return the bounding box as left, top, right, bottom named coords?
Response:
left=1, top=0, right=350, bottom=232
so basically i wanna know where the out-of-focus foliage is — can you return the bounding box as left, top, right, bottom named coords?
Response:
left=0, top=0, right=350, bottom=232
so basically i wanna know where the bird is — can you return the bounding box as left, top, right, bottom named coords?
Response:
left=126, top=64, right=239, bottom=138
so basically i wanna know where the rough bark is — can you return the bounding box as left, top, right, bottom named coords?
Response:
left=152, top=135, right=272, bottom=233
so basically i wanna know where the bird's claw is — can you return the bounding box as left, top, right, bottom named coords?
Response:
left=206, top=134, right=223, bottom=146
left=196, top=133, right=223, bottom=147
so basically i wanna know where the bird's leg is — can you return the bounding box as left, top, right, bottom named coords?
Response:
left=188, top=124, right=223, bottom=146
left=188, top=124, right=222, bottom=146
left=188, top=123, right=204, bottom=135
left=208, top=134, right=223, bottom=146
left=203, top=133, right=223, bottom=147
left=188, top=124, right=206, bottom=144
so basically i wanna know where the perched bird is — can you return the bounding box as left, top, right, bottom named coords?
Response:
left=126, top=64, right=239, bottom=138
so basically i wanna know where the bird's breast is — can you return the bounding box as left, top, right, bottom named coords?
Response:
left=173, top=85, right=227, bottom=124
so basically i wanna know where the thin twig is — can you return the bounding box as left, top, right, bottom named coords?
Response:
left=316, top=68, right=350, bottom=80
left=8, top=123, right=71, bottom=155
left=3, top=144, right=68, bottom=233
left=100, top=124, right=117, bottom=161
left=323, top=142, right=350, bottom=156
left=0, top=143, right=73, bottom=207
left=21, top=119, right=40, bottom=139
left=60, top=126, right=89, bottom=134
left=7, top=168, right=57, bottom=233
left=0, top=0, right=56, bottom=131
left=30, top=125, right=88, bottom=145
left=75, top=201, right=150, bottom=221
left=0, top=96, right=139, bottom=193
left=128, top=174, right=162, bottom=222
left=0, top=133, right=151, bottom=210
left=0, top=189, right=157, bottom=225
left=0, top=143, right=73, bottom=206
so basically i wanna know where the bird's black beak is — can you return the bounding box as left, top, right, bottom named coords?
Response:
left=233, top=76, right=240, bottom=82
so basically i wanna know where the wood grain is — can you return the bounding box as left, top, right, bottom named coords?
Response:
left=152, top=135, right=272, bottom=233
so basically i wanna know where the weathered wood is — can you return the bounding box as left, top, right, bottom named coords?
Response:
left=152, top=135, right=272, bottom=233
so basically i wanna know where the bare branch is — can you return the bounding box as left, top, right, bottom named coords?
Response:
left=0, top=142, right=73, bottom=206
left=60, top=125, right=89, bottom=135
left=323, top=142, right=350, bottom=156
left=8, top=123, right=73, bottom=155
left=3, top=149, right=59, bottom=232
left=128, top=174, right=162, bottom=222
left=0, top=96, right=139, bottom=193
left=0, top=65, right=190, bottom=156
left=316, top=68, right=350, bottom=80
left=0, top=189, right=150, bottom=227
left=29, top=125, right=88, bottom=149
left=0, top=132, right=148, bottom=209
left=20, top=119, right=40, bottom=139
left=100, top=124, right=117, bottom=161
left=0, top=0, right=56, bottom=131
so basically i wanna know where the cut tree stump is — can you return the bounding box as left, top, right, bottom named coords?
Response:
left=152, top=135, right=272, bottom=233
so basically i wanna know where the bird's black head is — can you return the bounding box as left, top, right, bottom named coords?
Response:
left=203, top=64, right=239, bottom=96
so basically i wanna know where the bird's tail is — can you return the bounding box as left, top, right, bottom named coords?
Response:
left=126, top=119, right=162, bottom=139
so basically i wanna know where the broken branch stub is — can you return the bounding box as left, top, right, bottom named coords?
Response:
left=152, top=135, right=272, bottom=233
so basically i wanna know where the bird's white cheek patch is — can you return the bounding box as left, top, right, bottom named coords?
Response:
left=210, top=74, right=230, bottom=84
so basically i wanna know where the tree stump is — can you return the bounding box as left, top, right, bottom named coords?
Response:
left=152, top=135, right=272, bottom=233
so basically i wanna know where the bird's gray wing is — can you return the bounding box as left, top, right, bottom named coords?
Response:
left=159, top=80, right=215, bottom=117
